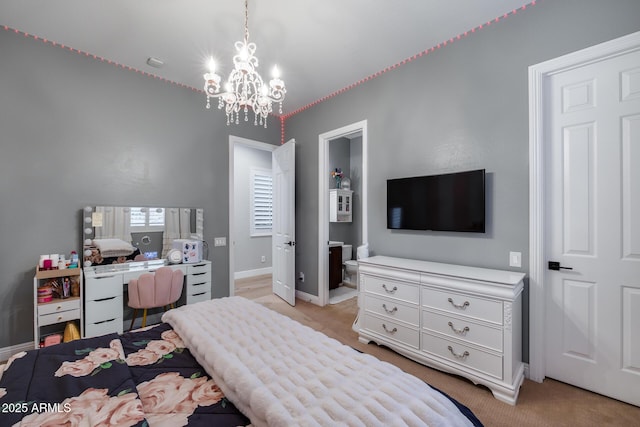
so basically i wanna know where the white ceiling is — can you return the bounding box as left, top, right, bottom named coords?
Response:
left=1, top=0, right=532, bottom=116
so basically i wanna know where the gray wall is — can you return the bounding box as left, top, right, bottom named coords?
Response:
left=285, top=0, right=640, bottom=362
left=233, top=144, right=273, bottom=274
left=0, top=30, right=279, bottom=348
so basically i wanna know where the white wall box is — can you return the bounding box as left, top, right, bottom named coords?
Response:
left=357, top=256, right=525, bottom=405
left=329, top=189, right=353, bottom=222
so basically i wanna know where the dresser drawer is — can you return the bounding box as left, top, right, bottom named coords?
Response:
left=85, top=295, right=123, bottom=324
left=364, top=294, right=419, bottom=327
left=362, top=314, right=419, bottom=349
left=187, top=291, right=211, bottom=305
left=362, top=275, right=419, bottom=305
left=85, top=317, right=123, bottom=338
left=39, top=309, right=81, bottom=327
left=187, top=263, right=210, bottom=275
left=38, top=298, right=80, bottom=316
left=85, top=275, right=123, bottom=300
left=187, top=280, right=210, bottom=294
left=421, top=332, right=503, bottom=379
left=422, top=287, right=503, bottom=324
left=187, top=270, right=211, bottom=285
left=422, top=310, right=503, bottom=352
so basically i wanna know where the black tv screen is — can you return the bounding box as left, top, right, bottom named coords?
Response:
left=387, top=169, right=485, bottom=233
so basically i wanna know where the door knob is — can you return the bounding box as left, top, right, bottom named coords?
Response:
left=548, top=261, right=573, bottom=271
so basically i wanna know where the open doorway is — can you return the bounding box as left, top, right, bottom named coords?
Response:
left=318, top=120, right=368, bottom=306
left=228, top=135, right=276, bottom=299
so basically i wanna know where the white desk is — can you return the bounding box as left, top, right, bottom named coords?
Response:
left=83, top=260, right=211, bottom=337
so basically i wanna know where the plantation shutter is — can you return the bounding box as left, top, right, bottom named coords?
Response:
left=250, top=168, right=273, bottom=236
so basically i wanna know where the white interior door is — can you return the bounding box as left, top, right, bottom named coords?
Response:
left=545, top=48, right=640, bottom=406
left=272, top=139, right=296, bottom=306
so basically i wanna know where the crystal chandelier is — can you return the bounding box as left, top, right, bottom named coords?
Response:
left=203, top=0, right=286, bottom=127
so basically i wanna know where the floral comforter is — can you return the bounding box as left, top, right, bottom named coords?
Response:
left=0, top=323, right=250, bottom=427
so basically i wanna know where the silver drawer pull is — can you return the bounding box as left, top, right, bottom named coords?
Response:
left=382, top=304, right=398, bottom=314
left=448, top=321, right=470, bottom=335
left=382, top=324, right=397, bottom=334
left=447, top=345, right=470, bottom=359
left=447, top=297, right=470, bottom=309
left=382, top=284, right=398, bottom=293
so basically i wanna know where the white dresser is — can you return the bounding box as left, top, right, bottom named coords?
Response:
left=357, top=256, right=525, bottom=405
left=83, top=260, right=212, bottom=338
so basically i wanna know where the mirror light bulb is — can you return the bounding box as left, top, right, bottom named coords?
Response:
left=272, top=65, right=281, bottom=79
left=207, top=57, right=216, bottom=73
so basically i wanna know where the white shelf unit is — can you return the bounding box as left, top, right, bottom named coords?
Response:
left=330, top=189, right=353, bottom=222
left=33, top=266, right=83, bottom=349
left=357, top=256, right=525, bottom=405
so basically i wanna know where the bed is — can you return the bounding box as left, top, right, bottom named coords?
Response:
left=0, top=297, right=482, bottom=426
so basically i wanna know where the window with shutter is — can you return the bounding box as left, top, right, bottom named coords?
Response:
left=250, top=168, right=273, bottom=236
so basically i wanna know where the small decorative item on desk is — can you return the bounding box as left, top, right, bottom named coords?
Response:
left=70, top=277, right=80, bottom=297
left=37, top=284, right=53, bottom=303
left=331, top=168, right=344, bottom=189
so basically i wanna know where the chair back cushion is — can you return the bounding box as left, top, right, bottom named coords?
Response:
left=127, top=273, right=155, bottom=309
left=127, top=267, right=184, bottom=309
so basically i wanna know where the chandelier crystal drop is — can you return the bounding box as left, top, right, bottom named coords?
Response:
left=203, top=0, right=286, bottom=128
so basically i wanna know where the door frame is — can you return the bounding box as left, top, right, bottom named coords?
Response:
left=228, top=135, right=276, bottom=297
left=318, top=120, right=368, bottom=306
left=528, top=30, right=640, bottom=382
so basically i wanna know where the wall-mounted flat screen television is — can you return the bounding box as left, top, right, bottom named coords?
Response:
left=387, top=169, right=485, bottom=233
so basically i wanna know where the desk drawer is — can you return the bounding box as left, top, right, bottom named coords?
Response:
left=187, top=291, right=211, bottom=305
left=422, top=310, right=503, bottom=352
left=421, top=332, right=503, bottom=379
left=85, top=275, right=123, bottom=300
left=362, top=275, right=419, bottom=305
left=85, top=295, right=123, bottom=324
left=39, top=309, right=80, bottom=327
left=364, top=294, right=419, bottom=327
left=362, top=314, right=419, bottom=349
left=38, top=299, right=80, bottom=316
left=187, top=270, right=211, bottom=285
left=187, top=280, right=210, bottom=294
left=187, top=263, right=210, bottom=275
left=85, top=317, right=123, bottom=338
left=422, top=287, right=503, bottom=324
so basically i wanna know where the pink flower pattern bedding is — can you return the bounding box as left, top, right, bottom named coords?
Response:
left=0, top=324, right=249, bottom=426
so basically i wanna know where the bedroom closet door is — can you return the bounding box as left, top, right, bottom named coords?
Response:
left=272, top=139, right=296, bottom=306
left=544, top=47, right=640, bottom=406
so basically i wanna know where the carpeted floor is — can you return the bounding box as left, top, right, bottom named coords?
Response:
left=236, top=276, right=640, bottom=427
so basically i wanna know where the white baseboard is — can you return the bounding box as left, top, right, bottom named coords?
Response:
left=0, top=341, right=34, bottom=362
left=234, top=267, right=272, bottom=280
left=295, top=289, right=321, bottom=306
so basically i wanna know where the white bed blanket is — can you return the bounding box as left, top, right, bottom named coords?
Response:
left=162, top=297, right=474, bottom=427
left=93, top=238, right=134, bottom=257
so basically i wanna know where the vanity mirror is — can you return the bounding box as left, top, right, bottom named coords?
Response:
left=82, top=206, right=204, bottom=267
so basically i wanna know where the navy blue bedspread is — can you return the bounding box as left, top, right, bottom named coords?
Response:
left=0, top=324, right=249, bottom=426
